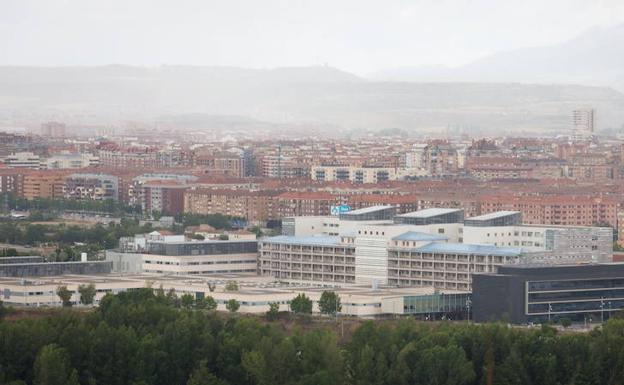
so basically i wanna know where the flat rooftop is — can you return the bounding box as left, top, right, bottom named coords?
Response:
left=465, top=211, right=521, bottom=221
left=0, top=273, right=469, bottom=298
left=342, top=205, right=394, bottom=215
left=395, top=208, right=463, bottom=218
left=261, top=235, right=343, bottom=246
left=411, top=242, right=524, bottom=257
left=392, top=231, right=448, bottom=242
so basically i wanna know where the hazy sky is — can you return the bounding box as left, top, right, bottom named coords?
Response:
left=1, top=0, right=624, bottom=74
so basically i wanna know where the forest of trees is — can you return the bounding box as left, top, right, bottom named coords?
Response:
left=2, top=194, right=141, bottom=217
left=1, top=289, right=624, bottom=385
left=0, top=218, right=155, bottom=252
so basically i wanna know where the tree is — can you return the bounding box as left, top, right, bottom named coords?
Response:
left=225, top=281, right=239, bottom=291
left=226, top=299, right=240, bottom=313
left=181, top=293, right=195, bottom=309
left=560, top=317, right=572, bottom=328
left=249, top=226, right=263, bottom=238
left=166, top=288, right=180, bottom=308
left=196, top=296, right=217, bottom=311
left=187, top=360, right=227, bottom=385
left=319, top=291, right=342, bottom=316
left=290, top=293, right=313, bottom=314
left=0, top=300, right=8, bottom=320
left=55, top=286, right=73, bottom=307
left=2, top=248, right=19, bottom=257
left=33, top=344, right=79, bottom=385
left=78, top=283, right=97, bottom=306
left=266, top=302, right=280, bottom=321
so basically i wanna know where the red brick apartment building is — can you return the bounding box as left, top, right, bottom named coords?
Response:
left=276, top=191, right=339, bottom=217
left=184, top=189, right=279, bottom=223
left=479, top=194, right=619, bottom=227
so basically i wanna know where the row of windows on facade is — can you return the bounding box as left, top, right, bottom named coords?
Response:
left=144, top=259, right=257, bottom=265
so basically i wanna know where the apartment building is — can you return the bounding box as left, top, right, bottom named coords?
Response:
left=0, top=170, right=25, bottom=196
left=129, top=173, right=197, bottom=207
left=479, top=195, right=619, bottom=227
left=64, top=173, right=119, bottom=201
left=44, top=152, right=99, bottom=169
left=194, top=152, right=246, bottom=178
left=3, top=152, right=41, bottom=169
left=142, top=181, right=188, bottom=216
left=97, top=147, right=160, bottom=169
left=276, top=191, right=338, bottom=217
left=23, top=172, right=66, bottom=200
left=184, top=188, right=279, bottom=224
left=311, top=165, right=398, bottom=183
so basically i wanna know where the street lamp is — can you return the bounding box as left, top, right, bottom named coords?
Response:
left=548, top=303, right=552, bottom=323
left=601, top=297, right=605, bottom=323
left=465, top=298, right=472, bottom=322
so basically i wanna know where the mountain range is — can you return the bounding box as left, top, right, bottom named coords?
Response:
left=370, top=23, right=624, bottom=93
left=1, top=24, right=624, bottom=135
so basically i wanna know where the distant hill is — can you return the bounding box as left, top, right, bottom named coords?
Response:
left=1, top=65, right=623, bottom=134
left=371, top=23, right=624, bottom=93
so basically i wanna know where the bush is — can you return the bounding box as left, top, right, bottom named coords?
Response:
left=226, top=299, right=240, bottom=313
left=266, top=302, right=280, bottom=320
left=290, top=293, right=313, bottom=314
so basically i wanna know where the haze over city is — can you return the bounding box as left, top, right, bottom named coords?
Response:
left=2, top=2, right=624, bottom=385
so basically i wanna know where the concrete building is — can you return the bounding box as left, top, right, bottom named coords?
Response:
left=44, top=153, right=99, bottom=169
left=40, top=121, right=66, bottom=137
left=572, top=108, right=595, bottom=136
left=106, top=235, right=258, bottom=276
left=3, top=152, right=41, bottom=169
left=0, top=272, right=469, bottom=317
left=0, top=260, right=111, bottom=277
left=261, top=208, right=613, bottom=289
left=463, top=211, right=612, bottom=263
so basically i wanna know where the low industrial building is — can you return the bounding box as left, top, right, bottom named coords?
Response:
left=0, top=272, right=468, bottom=317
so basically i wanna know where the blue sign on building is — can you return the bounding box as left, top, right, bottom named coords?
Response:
left=330, top=205, right=351, bottom=216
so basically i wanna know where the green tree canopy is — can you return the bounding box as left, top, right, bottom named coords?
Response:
left=319, top=291, right=342, bottom=315
left=55, top=286, right=73, bottom=307
left=78, top=283, right=97, bottom=305
left=33, top=344, right=79, bottom=385
left=290, top=293, right=313, bottom=314
left=266, top=302, right=280, bottom=321
left=226, top=299, right=240, bottom=313
left=181, top=293, right=195, bottom=309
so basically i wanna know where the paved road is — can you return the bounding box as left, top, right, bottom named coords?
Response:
left=0, top=243, right=43, bottom=255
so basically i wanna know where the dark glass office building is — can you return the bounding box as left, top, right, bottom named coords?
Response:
left=473, top=263, right=624, bottom=324
left=147, top=240, right=258, bottom=256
